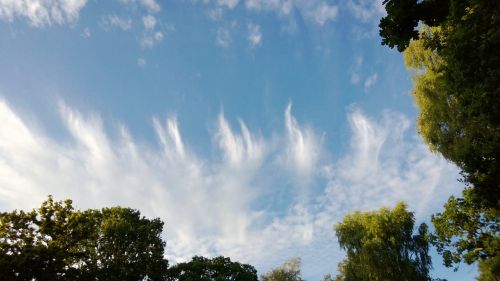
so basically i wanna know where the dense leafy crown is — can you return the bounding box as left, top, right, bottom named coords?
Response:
left=0, top=196, right=168, bottom=281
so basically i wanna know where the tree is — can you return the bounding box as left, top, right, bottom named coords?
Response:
left=399, top=3, right=500, bottom=275
left=476, top=255, right=500, bottom=281
left=167, top=256, right=258, bottom=281
left=379, top=0, right=449, bottom=51
left=321, top=273, right=336, bottom=281
left=381, top=1, right=500, bottom=276
left=334, top=203, right=438, bottom=281
left=261, top=257, right=303, bottom=281
left=79, top=207, right=168, bottom=281
left=385, top=0, right=500, bottom=209
left=431, top=188, right=499, bottom=277
left=0, top=196, right=168, bottom=281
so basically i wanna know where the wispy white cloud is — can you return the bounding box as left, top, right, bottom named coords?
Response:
left=245, top=109, right=462, bottom=278
left=137, top=57, right=146, bottom=66
left=345, top=0, right=385, bottom=23
left=113, top=0, right=167, bottom=48
left=0, top=99, right=463, bottom=279
left=319, top=109, right=458, bottom=220
left=119, top=0, right=161, bottom=13
left=281, top=103, right=321, bottom=184
left=207, top=7, right=224, bottom=21
left=139, top=14, right=164, bottom=47
left=140, top=0, right=161, bottom=13
left=0, top=0, right=87, bottom=27
left=244, top=0, right=291, bottom=15
left=101, top=14, right=132, bottom=30
left=350, top=72, right=360, bottom=84
left=309, top=2, right=338, bottom=26
left=141, top=31, right=163, bottom=48
left=142, top=14, right=157, bottom=30
left=81, top=27, right=91, bottom=38
left=205, top=0, right=338, bottom=26
left=349, top=55, right=378, bottom=91
left=349, top=55, right=363, bottom=85
left=216, top=27, right=231, bottom=48
left=216, top=112, right=266, bottom=168
left=247, top=23, right=262, bottom=47
left=344, top=0, right=386, bottom=39
left=140, top=15, right=172, bottom=48
left=217, top=0, right=240, bottom=9
left=364, top=73, right=378, bottom=90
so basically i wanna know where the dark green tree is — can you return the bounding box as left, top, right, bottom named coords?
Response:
left=79, top=207, right=168, bottom=281
left=334, top=203, right=439, bottom=281
left=379, top=0, right=449, bottom=51
left=0, top=196, right=83, bottom=280
left=260, top=257, right=303, bottom=281
left=167, top=256, right=258, bottom=281
left=0, top=196, right=168, bottom=281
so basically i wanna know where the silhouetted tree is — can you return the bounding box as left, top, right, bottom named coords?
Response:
left=379, top=0, right=449, bottom=51
left=0, top=196, right=168, bottom=281
left=167, top=256, right=258, bottom=281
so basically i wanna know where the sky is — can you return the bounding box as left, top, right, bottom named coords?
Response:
left=0, top=0, right=478, bottom=280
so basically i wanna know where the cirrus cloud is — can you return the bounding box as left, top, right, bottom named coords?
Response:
left=0, top=98, right=463, bottom=279
left=0, top=0, right=87, bottom=27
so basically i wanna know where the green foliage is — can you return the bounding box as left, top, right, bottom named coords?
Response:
left=334, top=203, right=437, bottom=281
left=384, top=0, right=500, bottom=206
left=321, top=273, right=336, bottom=281
left=429, top=0, right=500, bottom=208
left=81, top=207, right=168, bottom=281
left=399, top=1, right=500, bottom=274
left=476, top=255, right=500, bottom=281
left=379, top=0, right=420, bottom=52
left=167, top=256, right=258, bottom=281
left=379, top=0, right=449, bottom=51
left=431, top=188, right=499, bottom=270
left=261, top=257, right=303, bottom=281
left=398, top=0, right=500, bottom=209
left=0, top=196, right=168, bottom=281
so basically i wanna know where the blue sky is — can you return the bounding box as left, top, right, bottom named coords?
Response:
left=0, top=0, right=477, bottom=280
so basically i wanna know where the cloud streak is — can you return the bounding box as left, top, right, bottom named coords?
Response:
left=247, top=23, right=262, bottom=47
left=207, top=0, right=338, bottom=26
left=345, top=0, right=385, bottom=23
left=0, top=0, right=87, bottom=27
left=216, top=27, right=232, bottom=48
left=0, top=99, right=463, bottom=279
left=101, top=14, right=133, bottom=30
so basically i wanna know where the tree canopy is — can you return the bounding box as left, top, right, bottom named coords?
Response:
left=334, top=203, right=437, bottom=281
left=0, top=196, right=168, bottom=281
left=379, top=0, right=449, bottom=51
left=402, top=16, right=500, bottom=208
left=167, top=256, right=258, bottom=281
left=431, top=188, right=499, bottom=275
left=260, top=257, right=303, bottom=281
left=380, top=0, right=500, bottom=277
